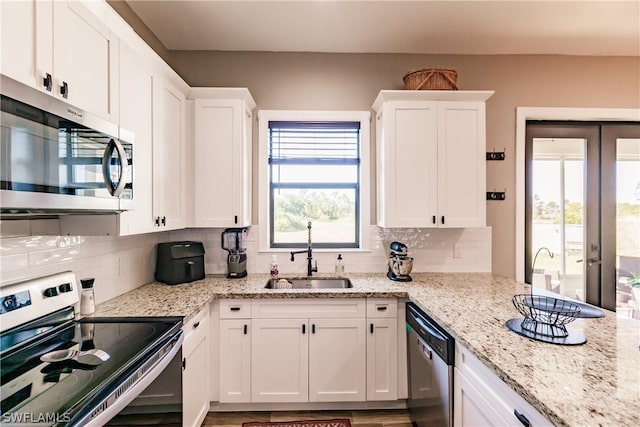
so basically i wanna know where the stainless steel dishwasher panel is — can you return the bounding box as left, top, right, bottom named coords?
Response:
left=407, top=302, right=454, bottom=427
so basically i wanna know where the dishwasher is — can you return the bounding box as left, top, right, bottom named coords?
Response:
left=406, top=302, right=455, bottom=427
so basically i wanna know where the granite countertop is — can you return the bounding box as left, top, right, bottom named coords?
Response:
left=91, top=273, right=640, bottom=427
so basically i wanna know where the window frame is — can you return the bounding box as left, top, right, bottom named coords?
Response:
left=258, top=110, right=371, bottom=252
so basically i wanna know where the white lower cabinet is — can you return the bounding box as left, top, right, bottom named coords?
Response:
left=366, top=316, right=398, bottom=400
left=219, top=318, right=252, bottom=403
left=454, top=343, right=552, bottom=427
left=218, top=298, right=378, bottom=404
left=251, top=318, right=309, bottom=402
left=308, top=318, right=366, bottom=402
left=182, top=306, right=210, bottom=427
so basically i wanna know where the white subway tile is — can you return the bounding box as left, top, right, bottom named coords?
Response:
left=0, top=253, right=29, bottom=274
left=28, top=247, right=82, bottom=267
left=30, top=219, right=61, bottom=236
left=0, top=220, right=31, bottom=238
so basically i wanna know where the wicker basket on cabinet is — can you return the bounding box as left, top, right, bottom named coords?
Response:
left=402, top=68, right=458, bottom=90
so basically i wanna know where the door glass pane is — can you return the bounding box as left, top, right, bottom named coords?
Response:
left=616, top=138, right=640, bottom=314
left=531, top=138, right=586, bottom=301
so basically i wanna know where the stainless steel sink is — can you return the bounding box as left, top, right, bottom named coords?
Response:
left=265, top=277, right=353, bottom=289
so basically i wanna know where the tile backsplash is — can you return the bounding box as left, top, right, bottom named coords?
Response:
left=0, top=219, right=170, bottom=304
left=1, top=220, right=490, bottom=305
left=170, top=225, right=491, bottom=277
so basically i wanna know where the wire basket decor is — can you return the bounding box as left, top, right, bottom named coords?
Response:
left=512, top=294, right=581, bottom=338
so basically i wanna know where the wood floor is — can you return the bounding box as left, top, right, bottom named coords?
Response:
left=201, top=409, right=412, bottom=427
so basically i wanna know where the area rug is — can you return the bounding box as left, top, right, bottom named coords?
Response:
left=242, top=420, right=351, bottom=427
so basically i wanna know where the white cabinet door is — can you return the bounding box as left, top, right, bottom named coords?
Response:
left=117, top=42, right=155, bottom=235
left=182, top=309, right=209, bottom=427
left=0, top=0, right=51, bottom=90
left=251, top=318, right=308, bottom=403
left=455, top=343, right=552, bottom=427
left=219, top=319, right=251, bottom=403
left=153, top=79, right=186, bottom=230
left=453, top=368, right=508, bottom=427
left=366, top=317, right=398, bottom=401
left=308, top=318, right=366, bottom=402
left=377, top=102, right=438, bottom=228
left=373, top=91, right=492, bottom=228
left=52, top=0, right=116, bottom=121
left=193, top=96, right=253, bottom=227
left=1, top=0, right=115, bottom=121
left=437, top=102, right=486, bottom=228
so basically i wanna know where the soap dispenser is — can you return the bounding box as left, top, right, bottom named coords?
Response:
left=335, top=254, right=344, bottom=277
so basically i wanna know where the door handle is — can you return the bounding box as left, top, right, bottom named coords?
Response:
left=43, top=73, right=52, bottom=92
left=514, top=409, right=531, bottom=427
left=576, top=258, right=601, bottom=266
left=102, top=139, right=128, bottom=197
left=60, top=81, right=69, bottom=99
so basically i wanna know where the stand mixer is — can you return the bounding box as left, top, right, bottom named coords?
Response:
left=387, top=241, right=414, bottom=282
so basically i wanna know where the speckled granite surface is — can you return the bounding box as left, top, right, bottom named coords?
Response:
left=91, top=272, right=640, bottom=427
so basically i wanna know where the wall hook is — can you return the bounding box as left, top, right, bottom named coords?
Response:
left=486, top=148, right=506, bottom=161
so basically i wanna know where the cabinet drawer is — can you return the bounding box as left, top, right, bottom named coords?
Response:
left=366, top=299, right=397, bottom=318
left=182, top=305, right=208, bottom=353
left=219, top=299, right=252, bottom=318
left=456, top=343, right=552, bottom=426
left=252, top=298, right=366, bottom=319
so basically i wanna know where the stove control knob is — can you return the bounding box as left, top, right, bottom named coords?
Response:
left=58, top=283, right=73, bottom=293
left=43, top=287, right=59, bottom=298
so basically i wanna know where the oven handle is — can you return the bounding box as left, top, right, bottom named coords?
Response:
left=75, top=330, right=184, bottom=426
left=102, top=138, right=128, bottom=197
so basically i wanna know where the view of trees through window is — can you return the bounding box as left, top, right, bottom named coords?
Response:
left=272, top=189, right=356, bottom=245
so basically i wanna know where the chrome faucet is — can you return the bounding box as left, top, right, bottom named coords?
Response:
left=290, top=221, right=318, bottom=277
left=532, top=246, right=554, bottom=274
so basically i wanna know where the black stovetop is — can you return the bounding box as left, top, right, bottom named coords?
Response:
left=0, top=315, right=181, bottom=425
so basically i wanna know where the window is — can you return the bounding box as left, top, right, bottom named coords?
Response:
left=258, top=111, right=370, bottom=251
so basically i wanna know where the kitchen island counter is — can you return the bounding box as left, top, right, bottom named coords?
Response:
left=91, top=273, right=639, bottom=427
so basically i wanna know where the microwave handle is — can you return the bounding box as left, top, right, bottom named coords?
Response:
left=102, top=139, right=128, bottom=197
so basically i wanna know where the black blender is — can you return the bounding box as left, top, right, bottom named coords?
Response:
left=221, top=228, right=248, bottom=278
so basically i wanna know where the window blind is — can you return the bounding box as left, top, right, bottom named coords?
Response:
left=268, top=121, right=360, bottom=164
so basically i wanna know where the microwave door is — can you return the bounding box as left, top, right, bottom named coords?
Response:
left=1, top=110, right=61, bottom=193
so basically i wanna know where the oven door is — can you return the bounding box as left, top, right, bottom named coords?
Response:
left=71, top=330, right=183, bottom=426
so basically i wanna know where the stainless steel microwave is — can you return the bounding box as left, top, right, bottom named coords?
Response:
left=0, top=77, right=133, bottom=215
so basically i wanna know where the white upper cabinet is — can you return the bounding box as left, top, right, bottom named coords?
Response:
left=154, top=79, right=187, bottom=230
left=52, top=1, right=117, bottom=121
left=116, top=42, right=155, bottom=235
left=190, top=89, right=256, bottom=228
left=1, top=0, right=117, bottom=121
left=373, top=90, right=493, bottom=228
left=0, top=0, right=48, bottom=89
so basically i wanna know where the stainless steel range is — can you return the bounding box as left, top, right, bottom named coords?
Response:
left=0, top=272, right=183, bottom=426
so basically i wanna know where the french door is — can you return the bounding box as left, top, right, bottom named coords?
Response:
left=525, top=122, right=640, bottom=312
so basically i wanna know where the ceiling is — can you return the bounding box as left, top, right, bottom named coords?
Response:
left=124, top=1, right=640, bottom=56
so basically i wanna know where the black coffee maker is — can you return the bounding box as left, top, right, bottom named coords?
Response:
left=221, top=228, right=248, bottom=278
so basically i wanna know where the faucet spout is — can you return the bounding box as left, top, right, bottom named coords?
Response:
left=532, top=246, right=554, bottom=274
left=290, top=221, right=317, bottom=276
